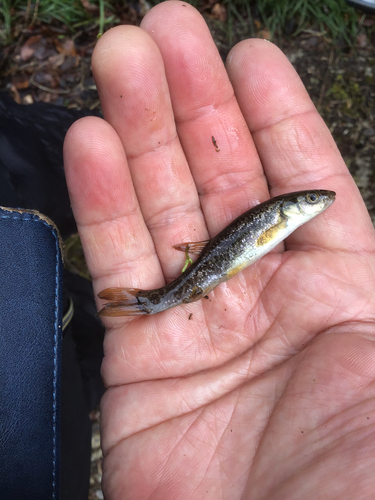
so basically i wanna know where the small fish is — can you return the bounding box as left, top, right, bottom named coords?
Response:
left=98, top=190, right=335, bottom=316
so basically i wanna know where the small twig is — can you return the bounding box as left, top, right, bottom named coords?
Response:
left=318, top=47, right=335, bottom=109
left=181, top=245, right=193, bottom=273
left=29, top=74, right=71, bottom=94
left=212, top=135, right=220, bottom=152
left=30, top=0, right=40, bottom=28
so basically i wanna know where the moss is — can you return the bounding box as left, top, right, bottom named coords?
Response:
left=327, top=74, right=367, bottom=118
left=64, top=233, right=91, bottom=280
left=328, top=82, right=350, bottom=101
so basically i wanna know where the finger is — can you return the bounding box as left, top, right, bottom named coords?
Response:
left=227, top=39, right=375, bottom=252
left=63, top=117, right=164, bottom=292
left=141, top=2, right=270, bottom=236
left=92, top=25, right=208, bottom=280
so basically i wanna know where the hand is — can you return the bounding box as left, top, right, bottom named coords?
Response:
left=64, top=2, right=375, bottom=499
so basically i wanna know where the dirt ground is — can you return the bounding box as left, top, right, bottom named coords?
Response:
left=283, top=34, right=375, bottom=224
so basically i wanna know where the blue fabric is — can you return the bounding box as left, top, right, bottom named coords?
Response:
left=0, top=207, right=63, bottom=499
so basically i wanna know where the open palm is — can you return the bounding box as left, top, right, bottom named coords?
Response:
left=64, top=3, right=375, bottom=499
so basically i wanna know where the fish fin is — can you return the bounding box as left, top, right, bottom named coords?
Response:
left=98, top=287, right=141, bottom=301
left=98, top=302, right=147, bottom=317
left=174, top=241, right=210, bottom=273
left=98, top=287, right=148, bottom=316
left=173, top=240, right=210, bottom=255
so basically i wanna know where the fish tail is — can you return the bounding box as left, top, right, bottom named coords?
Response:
left=98, top=287, right=148, bottom=317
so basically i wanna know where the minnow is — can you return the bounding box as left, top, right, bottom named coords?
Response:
left=98, top=190, right=335, bottom=316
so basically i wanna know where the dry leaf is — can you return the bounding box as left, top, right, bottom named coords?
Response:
left=80, top=0, right=98, bottom=13
left=211, top=3, right=227, bottom=21
left=20, top=35, right=42, bottom=61
left=55, top=38, right=77, bottom=56
left=12, top=74, right=30, bottom=89
left=357, top=33, right=367, bottom=48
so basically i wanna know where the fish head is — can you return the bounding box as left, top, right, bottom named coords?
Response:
left=280, top=189, right=336, bottom=225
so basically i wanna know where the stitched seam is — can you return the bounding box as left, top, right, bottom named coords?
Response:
left=1, top=212, right=61, bottom=499
left=52, top=220, right=60, bottom=500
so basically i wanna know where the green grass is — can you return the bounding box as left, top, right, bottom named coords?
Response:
left=255, top=0, right=358, bottom=44
left=64, top=234, right=91, bottom=280
left=0, top=0, right=114, bottom=42
left=150, top=0, right=360, bottom=45
left=0, top=0, right=363, bottom=45
left=0, top=0, right=19, bottom=40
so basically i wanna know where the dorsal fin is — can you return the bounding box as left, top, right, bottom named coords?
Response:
left=173, top=240, right=210, bottom=255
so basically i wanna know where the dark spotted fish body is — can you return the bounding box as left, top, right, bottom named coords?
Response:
left=98, top=190, right=335, bottom=316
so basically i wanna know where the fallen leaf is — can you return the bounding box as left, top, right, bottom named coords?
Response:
left=8, top=84, right=21, bottom=103
left=258, top=29, right=271, bottom=40
left=357, top=33, right=367, bottom=47
left=211, top=3, right=227, bottom=21
left=55, top=38, right=77, bottom=56
left=80, top=0, right=99, bottom=14
left=48, top=53, right=66, bottom=69
left=11, top=74, right=30, bottom=89
left=20, top=35, right=42, bottom=61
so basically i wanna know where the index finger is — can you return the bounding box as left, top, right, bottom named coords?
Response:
left=227, top=39, right=375, bottom=252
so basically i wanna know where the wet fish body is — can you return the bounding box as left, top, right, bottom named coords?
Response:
left=98, top=190, right=335, bottom=316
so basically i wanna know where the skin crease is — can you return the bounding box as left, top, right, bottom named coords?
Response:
left=63, top=2, right=375, bottom=499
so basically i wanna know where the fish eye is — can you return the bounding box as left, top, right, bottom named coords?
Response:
left=306, top=192, right=319, bottom=204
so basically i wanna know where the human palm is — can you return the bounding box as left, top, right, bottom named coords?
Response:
left=64, top=2, right=375, bottom=499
